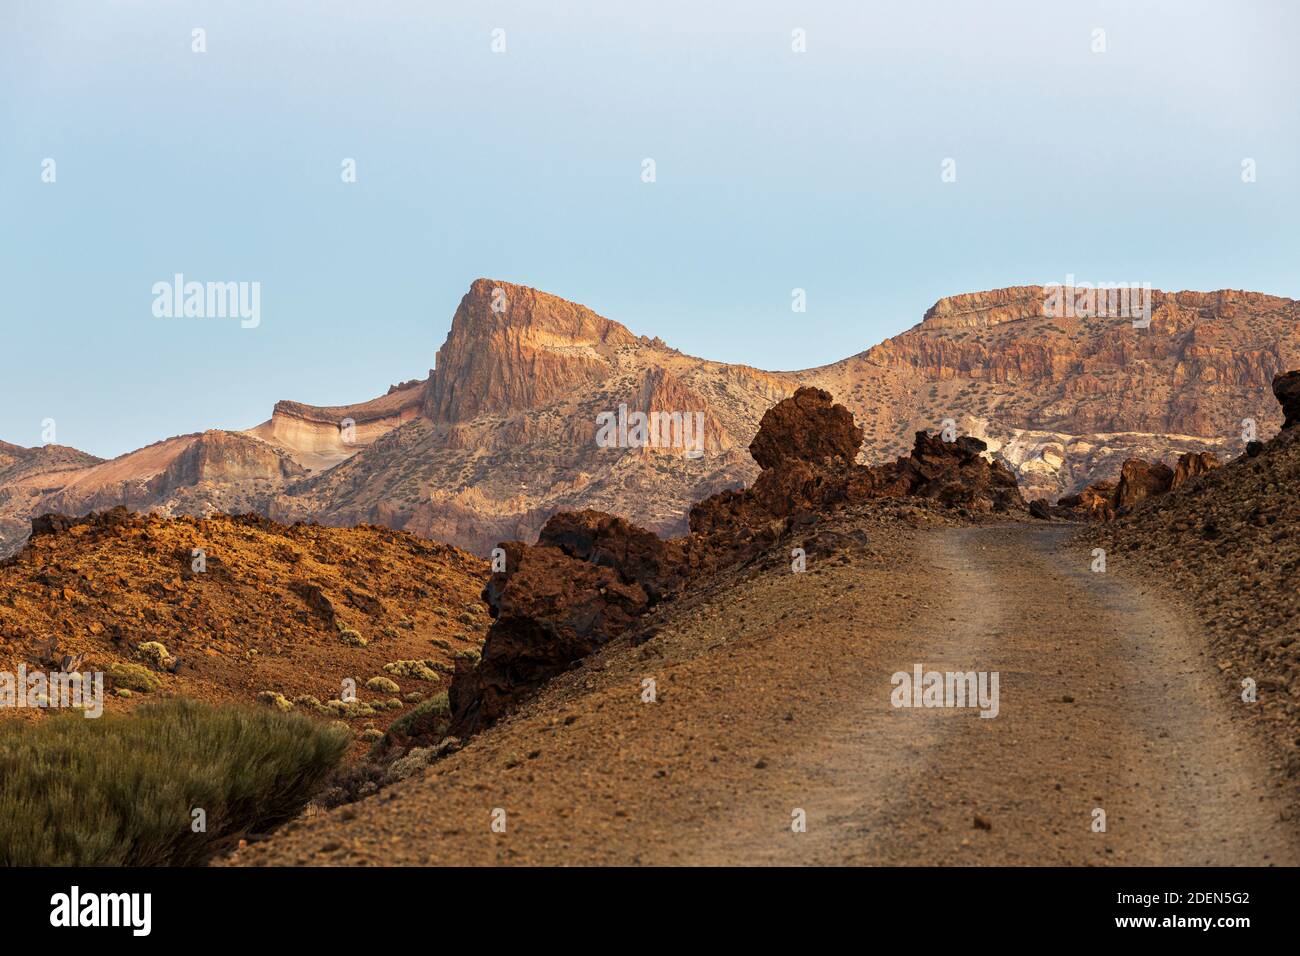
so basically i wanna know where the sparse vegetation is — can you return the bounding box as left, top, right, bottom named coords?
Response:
left=137, top=640, right=174, bottom=669
left=256, top=691, right=294, bottom=712
left=107, top=661, right=160, bottom=693
left=0, top=699, right=349, bottom=865
left=323, top=698, right=375, bottom=718
left=387, top=690, right=450, bottom=741
left=384, top=659, right=440, bottom=681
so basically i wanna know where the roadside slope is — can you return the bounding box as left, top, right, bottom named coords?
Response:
left=225, top=519, right=1298, bottom=866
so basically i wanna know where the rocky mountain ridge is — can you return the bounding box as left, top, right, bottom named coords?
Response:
left=2, top=279, right=1293, bottom=557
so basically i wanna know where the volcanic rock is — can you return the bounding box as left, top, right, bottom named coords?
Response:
left=1272, top=370, right=1300, bottom=429
left=451, top=530, right=661, bottom=735
left=748, top=386, right=862, bottom=470
left=1057, top=480, right=1118, bottom=521
left=1171, top=451, right=1221, bottom=490
left=1114, top=459, right=1174, bottom=511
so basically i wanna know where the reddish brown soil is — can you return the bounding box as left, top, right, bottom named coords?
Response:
left=224, top=515, right=1299, bottom=866
left=0, top=510, right=489, bottom=755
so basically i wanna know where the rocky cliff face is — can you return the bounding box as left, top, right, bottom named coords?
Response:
left=807, top=287, right=1297, bottom=501
left=246, top=379, right=425, bottom=474
left=270, top=279, right=780, bottom=553
left=2, top=280, right=1294, bottom=557
left=424, top=279, right=641, bottom=423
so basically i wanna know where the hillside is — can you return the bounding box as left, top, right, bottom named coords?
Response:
left=1089, top=379, right=1300, bottom=763
left=0, top=508, right=489, bottom=752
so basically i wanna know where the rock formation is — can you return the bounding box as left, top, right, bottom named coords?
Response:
left=1171, top=451, right=1222, bottom=489
left=1114, top=459, right=1175, bottom=511
left=1272, top=370, right=1300, bottom=430
left=448, top=386, right=1024, bottom=737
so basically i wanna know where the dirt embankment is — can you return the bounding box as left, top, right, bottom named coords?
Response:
left=224, top=513, right=1299, bottom=866
left=0, top=509, right=489, bottom=755
left=1089, top=420, right=1300, bottom=773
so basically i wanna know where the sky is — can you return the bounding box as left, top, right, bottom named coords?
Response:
left=2, top=0, right=1297, bottom=459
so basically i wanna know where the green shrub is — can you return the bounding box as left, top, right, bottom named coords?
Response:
left=107, top=661, right=160, bottom=693
left=339, top=629, right=367, bottom=647
left=137, top=641, right=174, bottom=669
left=255, top=691, right=294, bottom=712
left=383, top=659, right=439, bottom=682
left=386, top=691, right=450, bottom=742
left=322, top=698, right=375, bottom=719
left=364, top=676, right=400, bottom=694
left=0, top=699, right=349, bottom=866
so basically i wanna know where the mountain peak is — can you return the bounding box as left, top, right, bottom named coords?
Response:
left=425, top=280, right=640, bottom=422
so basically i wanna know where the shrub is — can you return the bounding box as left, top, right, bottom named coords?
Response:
left=137, top=641, right=173, bottom=669
left=255, top=691, right=294, bottom=712
left=322, top=698, right=374, bottom=719
left=107, top=661, right=160, bottom=693
left=339, top=629, right=367, bottom=647
left=0, top=699, right=349, bottom=866
left=364, top=676, right=399, bottom=694
left=386, top=691, right=450, bottom=742
left=383, top=659, right=439, bottom=682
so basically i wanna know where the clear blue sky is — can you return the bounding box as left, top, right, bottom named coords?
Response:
left=2, top=0, right=1296, bottom=458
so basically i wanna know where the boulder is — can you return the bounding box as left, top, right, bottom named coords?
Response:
left=450, top=534, right=659, bottom=736
left=1171, top=451, right=1221, bottom=490
left=1058, top=480, right=1118, bottom=521
left=748, top=386, right=862, bottom=470
left=1114, top=459, right=1174, bottom=511
left=1272, top=370, right=1300, bottom=430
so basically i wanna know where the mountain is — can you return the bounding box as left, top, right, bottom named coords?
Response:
left=0, top=384, right=423, bottom=558
left=805, top=286, right=1296, bottom=500
left=0, top=442, right=105, bottom=558
left=1, top=279, right=1294, bottom=557
left=267, top=279, right=790, bottom=552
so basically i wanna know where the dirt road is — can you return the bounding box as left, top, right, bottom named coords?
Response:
left=227, top=521, right=1300, bottom=866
